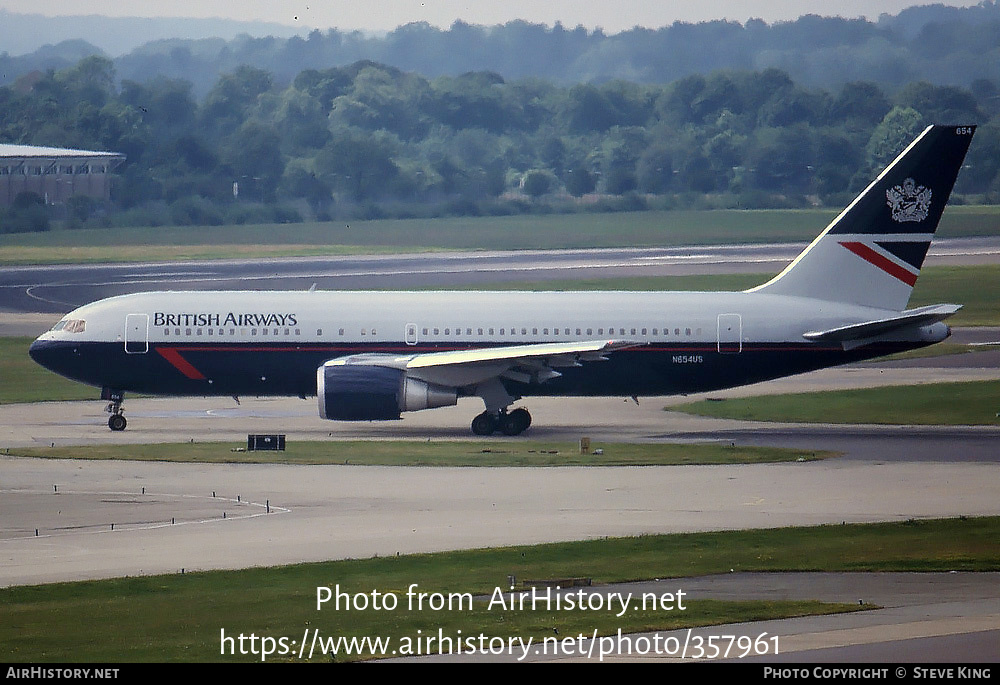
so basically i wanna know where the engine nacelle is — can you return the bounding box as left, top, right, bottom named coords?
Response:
left=317, top=363, right=457, bottom=420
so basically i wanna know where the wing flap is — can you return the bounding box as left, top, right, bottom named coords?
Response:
left=403, top=339, right=640, bottom=369
left=328, top=340, right=642, bottom=389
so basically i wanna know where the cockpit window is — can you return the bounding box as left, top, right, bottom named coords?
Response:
left=51, top=319, right=86, bottom=333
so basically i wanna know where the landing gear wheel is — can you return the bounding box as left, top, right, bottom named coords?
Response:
left=471, top=411, right=497, bottom=436
left=108, top=414, right=127, bottom=432
left=501, top=408, right=531, bottom=436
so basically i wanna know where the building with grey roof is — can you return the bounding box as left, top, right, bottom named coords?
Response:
left=0, top=144, right=125, bottom=208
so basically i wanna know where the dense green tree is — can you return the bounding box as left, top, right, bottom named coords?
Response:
left=315, top=132, right=400, bottom=201
left=522, top=169, right=554, bottom=198
left=637, top=147, right=674, bottom=194
left=831, top=82, right=890, bottom=128
left=221, top=121, right=284, bottom=202
left=201, top=65, right=273, bottom=137
left=564, top=166, right=595, bottom=197
left=1, top=192, right=50, bottom=233
left=895, top=82, right=982, bottom=125
left=865, top=107, right=925, bottom=171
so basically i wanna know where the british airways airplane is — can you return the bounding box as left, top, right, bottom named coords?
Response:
left=29, top=125, right=976, bottom=435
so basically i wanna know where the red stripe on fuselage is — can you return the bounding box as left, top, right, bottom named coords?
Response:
left=838, top=241, right=918, bottom=286
left=156, top=347, right=206, bottom=380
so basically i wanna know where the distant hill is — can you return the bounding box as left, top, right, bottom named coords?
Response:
left=0, top=10, right=307, bottom=57
left=1, top=4, right=999, bottom=96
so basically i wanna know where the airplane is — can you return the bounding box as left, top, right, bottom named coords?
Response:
left=29, top=124, right=976, bottom=435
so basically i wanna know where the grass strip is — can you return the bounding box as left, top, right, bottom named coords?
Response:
left=3, top=440, right=833, bottom=466
left=0, top=337, right=97, bottom=404
left=674, top=380, right=1000, bottom=425
left=3, top=516, right=996, bottom=662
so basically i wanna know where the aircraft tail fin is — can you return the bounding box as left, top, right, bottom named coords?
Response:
left=749, top=125, right=975, bottom=311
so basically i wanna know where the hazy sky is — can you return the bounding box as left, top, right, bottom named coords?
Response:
left=0, top=1, right=986, bottom=33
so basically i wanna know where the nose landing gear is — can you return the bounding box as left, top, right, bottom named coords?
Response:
left=103, top=389, right=127, bottom=431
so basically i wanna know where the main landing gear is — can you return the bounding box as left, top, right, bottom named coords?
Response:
left=470, top=378, right=530, bottom=436
left=471, top=407, right=531, bottom=436
left=103, top=389, right=127, bottom=431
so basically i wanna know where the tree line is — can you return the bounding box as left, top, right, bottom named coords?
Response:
left=1, top=54, right=999, bottom=232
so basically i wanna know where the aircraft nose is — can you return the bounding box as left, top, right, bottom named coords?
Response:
left=29, top=337, right=47, bottom=365
left=28, top=337, right=60, bottom=371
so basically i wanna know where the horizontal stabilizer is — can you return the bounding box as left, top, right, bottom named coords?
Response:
left=802, top=304, right=961, bottom=342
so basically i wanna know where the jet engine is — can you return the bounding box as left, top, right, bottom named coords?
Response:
left=317, top=362, right=457, bottom=420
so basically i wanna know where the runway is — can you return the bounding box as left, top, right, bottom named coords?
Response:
left=3, top=241, right=999, bottom=662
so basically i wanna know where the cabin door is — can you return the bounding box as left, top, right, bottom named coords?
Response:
left=125, top=313, right=149, bottom=354
left=717, top=313, right=742, bottom=354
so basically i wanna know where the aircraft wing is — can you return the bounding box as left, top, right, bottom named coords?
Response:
left=802, top=304, right=962, bottom=343
left=326, top=339, right=642, bottom=387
